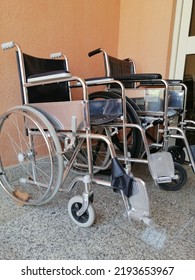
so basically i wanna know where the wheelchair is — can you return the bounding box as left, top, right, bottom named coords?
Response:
left=84, top=48, right=195, bottom=190
left=0, top=41, right=158, bottom=227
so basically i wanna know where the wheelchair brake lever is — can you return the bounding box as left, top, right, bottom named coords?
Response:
left=71, top=116, right=77, bottom=137
left=64, top=135, right=76, bottom=151
left=63, top=116, right=78, bottom=152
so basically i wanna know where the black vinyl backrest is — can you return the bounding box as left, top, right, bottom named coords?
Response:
left=16, top=52, right=70, bottom=104
left=108, top=55, right=135, bottom=88
left=108, top=55, right=135, bottom=76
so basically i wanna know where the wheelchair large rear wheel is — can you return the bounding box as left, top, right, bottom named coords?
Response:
left=89, top=91, right=142, bottom=159
left=0, top=106, right=64, bottom=205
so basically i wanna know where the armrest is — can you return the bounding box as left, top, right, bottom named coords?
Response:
left=84, top=76, right=114, bottom=85
left=72, top=76, right=114, bottom=87
left=27, top=70, right=71, bottom=83
left=115, top=73, right=162, bottom=81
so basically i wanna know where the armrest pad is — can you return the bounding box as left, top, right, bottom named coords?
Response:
left=85, top=76, right=114, bottom=85
left=73, top=77, right=114, bottom=87
left=115, top=73, right=162, bottom=81
left=27, top=70, right=71, bottom=83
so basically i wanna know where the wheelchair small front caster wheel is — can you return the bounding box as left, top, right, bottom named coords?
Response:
left=168, top=145, right=185, bottom=164
left=68, top=195, right=96, bottom=227
left=158, top=162, right=187, bottom=191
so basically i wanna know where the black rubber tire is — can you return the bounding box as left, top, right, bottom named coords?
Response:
left=89, top=91, right=142, bottom=159
left=158, top=162, right=187, bottom=191
left=168, top=145, right=186, bottom=164
left=68, top=195, right=96, bottom=227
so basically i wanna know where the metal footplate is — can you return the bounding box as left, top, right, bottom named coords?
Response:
left=127, top=178, right=153, bottom=226
left=148, top=152, right=176, bottom=185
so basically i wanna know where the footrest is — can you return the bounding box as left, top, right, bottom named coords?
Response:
left=148, top=152, right=175, bottom=184
left=190, top=145, right=195, bottom=161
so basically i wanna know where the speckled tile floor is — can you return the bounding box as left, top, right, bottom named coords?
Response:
left=0, top=163, right=194, bottom=260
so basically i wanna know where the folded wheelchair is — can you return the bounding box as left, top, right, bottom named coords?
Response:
left=0, top=41, right=183, bottom=228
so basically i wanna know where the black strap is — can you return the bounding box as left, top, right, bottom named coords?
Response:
left=111, top=157, right=134, bottom=198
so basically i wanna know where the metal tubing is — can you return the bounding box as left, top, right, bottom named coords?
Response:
left=62, top=139, right=85, bottom=185
left=168, top=126, right=195, bottom=172
left=124, top=123, right=150, bottom=157
left=78, top=132, right=116, bottom=159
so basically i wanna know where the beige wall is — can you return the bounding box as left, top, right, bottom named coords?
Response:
left=1, top=0, right=176, bottom=113
left=118, top=0, right=176, bottom=76
left=0, top=0, right=120, bottom=112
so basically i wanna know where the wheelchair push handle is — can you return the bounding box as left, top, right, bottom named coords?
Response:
left=50, top=52, right=69, bottom=71
left=88, top=48, right=103, bottom=57
left=1, top=41, right=15, bottom=51
left=50, top=52, right=63, bottom=59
